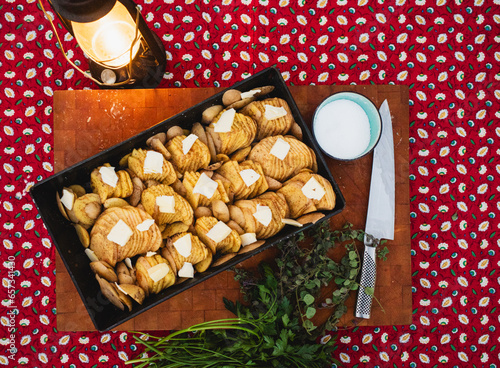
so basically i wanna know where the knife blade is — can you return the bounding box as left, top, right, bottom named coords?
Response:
left=355, top=99, right=395, bottom=319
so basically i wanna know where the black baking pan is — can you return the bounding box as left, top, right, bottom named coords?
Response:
left=30, top=66, right=345, bottom=331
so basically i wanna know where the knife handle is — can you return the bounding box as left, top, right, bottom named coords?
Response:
left=355, top=246, right=377, bottom=319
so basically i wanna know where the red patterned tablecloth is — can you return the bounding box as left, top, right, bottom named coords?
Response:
left=1, top=0, right=499, bottom=366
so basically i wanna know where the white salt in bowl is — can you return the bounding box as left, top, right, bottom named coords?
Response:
left=312, top=91, right=382, bottom=161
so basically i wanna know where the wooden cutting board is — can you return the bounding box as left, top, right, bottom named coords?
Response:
left=53, top=85, right=410, bottom=331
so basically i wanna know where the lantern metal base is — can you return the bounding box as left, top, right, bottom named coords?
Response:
left=89, top=33, right=166, bottom=89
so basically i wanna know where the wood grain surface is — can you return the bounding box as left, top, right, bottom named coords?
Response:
left=53, top=85, right=410, bottom=331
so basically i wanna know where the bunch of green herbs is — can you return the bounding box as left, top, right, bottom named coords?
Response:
left=127, top=222, right=368, bottom=368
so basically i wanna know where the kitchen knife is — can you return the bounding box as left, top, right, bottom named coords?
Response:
left=355, top=100, right=395, bottom=319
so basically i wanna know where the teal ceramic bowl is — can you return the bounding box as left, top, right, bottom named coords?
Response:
left=312, top=91, right=382, bottom=161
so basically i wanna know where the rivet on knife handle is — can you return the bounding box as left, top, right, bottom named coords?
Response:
left=355, top=243, right=377, bottom=319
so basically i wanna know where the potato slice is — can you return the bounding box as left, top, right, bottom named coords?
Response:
left=226, top=97, right=255, bottom=110
left=90, top=261, right=118, bottom=283
left=230, top=146, right=251, bottom=163
left=205, top=162, right=222, bottom=171
left=222, top=89, right=241, bottom=106
left=206, top=131, right=218, bottom=162
left=253, top=86, right=275, bottom=97
left=147, top=135, right=171, bottom=160
left=192, top=122, right=208, bottom=146
left=74, top=224, right=90, bottom=248
left=228, top=205, right=245, bottom=228
left=211, top=253, right=236, bottom=267
left=290, top=122, right=303, bottom=140
left=147, top=132, right=167, bottom=145
left=119, top=153, right=132, bottom=167
left=265, top=176, right=282, bottom=191
left=66, top=207, right=80, bottom=224
left=202, top=105, right=224, bottom=125
left=171, top=178, right=187, bottom=197
left=215, top=154, right=230, bottom=163
left=116, top=261, right=135, bottom=284
left=238, top=240, right=265, bottom=254
left=162, top=222, right=190, bottom=239
left=68, top=184, right=86, bottom=198
left=160, top=247, right=177, bottom=275
left=194, top=206, right=212, bottom=219
left=118, top=284, right=146, bottom=305
left=194, top=251, right=213, bottom=273
left=129, top=177, right=144, bottom=207
left=145, top=179, right=160, bottom=188
left=297, top=212, right=325, bottom=225
left=227, top=220, right=244, bottom=235
left=96, top=275, right=123, bottom=310
left=166, top=126, right=184, bottom=141
left=211, top=200, right=230, bottom=223
left=113, top=284, right=133, bottom=312
left=103, top=198, right=129, bottom=209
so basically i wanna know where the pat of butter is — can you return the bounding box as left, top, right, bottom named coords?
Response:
left=253, top=204, right=272, bottom=227
left=240, top=233, right=257, bottom=247
left=182, top=134, right=198, bottom=155
left=60, top=189, right=75, bottom=210
left=146, top=251, right=157, bottom=257
left=156, top=195, right=175, bottom=213
left=270, top=137, right=290, bottom=160
left=85, top=248, right=99, bottom=262
left=214, top=108, right=236, bottom=133
left=136, top=219, right=155, bottom=232
left=239, top=169, right=260, bottom=187
left=143, top=150, right=164, bottom=175
left=178, top=262, right=194, bottom=278
left=193, top=173, right=218, bottom=199
left=147, top=263, right=170, bottom=283
left=107, top=219, right=133, bottom=247
left=99, top=166, right=119, bottom=188
left=173, top=233, right=192, bottom=258
left=206, top=221, right=233, bottom=243
left=301, top=177, right=326, bottom=201
left=264, top=104, right=287, bottom=120
left=240, top=89, right=261, bottom=99
left=281, top=218, right=303, bottom=227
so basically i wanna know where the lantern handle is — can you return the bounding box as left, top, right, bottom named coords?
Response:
left=38, top=0, right=142, bottom=87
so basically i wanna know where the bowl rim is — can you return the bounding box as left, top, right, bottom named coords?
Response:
left=311, top=90, right=383, bottom=161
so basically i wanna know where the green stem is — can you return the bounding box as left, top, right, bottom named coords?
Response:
left=128, top=320, right=262, bottom=366
left=131, top=318, right=260, bottom=348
